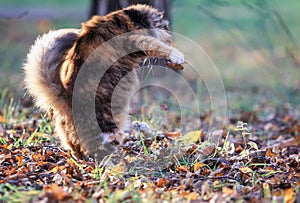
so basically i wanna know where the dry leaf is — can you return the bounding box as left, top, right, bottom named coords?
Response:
left=157, top=178, right=168, bottom=187
left=44, top=184, right=71, bottom=201
left=179, top=130, right=201, bottom=145
left=187, top=192, right=199, bottom=201
left=0, top=115, right=6, bottom=123
left=15, top=155, right=23, bottom=166
left=222, top=187, right=234, bottom=195
left=110, top=163, right=125, bottom=175
left=193, top=162, right=207, bottom=172
left=266, top=148, right=278, bottom=157
left=202, top=146, right=215, bottom=157
left=176, top=165, right=188, bottom=173
left=239, top=167, right=253, bottom=174
left=235, top=144, right=244, bottom=153
left=283, top=188, right=295, bottom=203
left=164, top=131, right=180, bottom=140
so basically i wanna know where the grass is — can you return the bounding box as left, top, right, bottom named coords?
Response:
left=0, top=184, right=42, bottom=203
left=0, top=2, right=299, bottom=201
left=0, top=92, right=299, bottom=202
left=0, top=1, right=299, bottom=110
left=0, top=89, right=22, bottom=122
left=172, top=0, right=300, bottom=110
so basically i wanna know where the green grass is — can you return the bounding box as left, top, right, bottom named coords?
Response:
left=0, top=84, right=299, bottom=202
left=0, top=184, right=42, bottom=203
left=0, top=0, right=300, bottom=111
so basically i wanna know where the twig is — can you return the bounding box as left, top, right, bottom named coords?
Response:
left=195, top=176, right=237, bottom=181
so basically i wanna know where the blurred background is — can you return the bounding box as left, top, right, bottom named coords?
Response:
left=0, top=0, right=299, bottom=117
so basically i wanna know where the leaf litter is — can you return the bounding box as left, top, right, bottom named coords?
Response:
left=0, top=99, right=299, bottom=202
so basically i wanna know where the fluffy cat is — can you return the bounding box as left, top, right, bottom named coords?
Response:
left=23, top=4, right=184, bottom=161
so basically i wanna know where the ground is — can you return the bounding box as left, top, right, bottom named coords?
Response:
left=0, top=1, right=300, bottom=202
left=0, top=90, right=299, bottom=202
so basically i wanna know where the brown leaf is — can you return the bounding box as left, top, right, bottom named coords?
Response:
left=157, top=178, right=168, bottom=187
left=202, top=146, right=215, bottom=157
left=32, top=153, right=42, bottom=161
left=37, top=161, right=50, bottom=166
left=241, top=173, right=251, bottom=182
left=283, top=188, right=295, bottom=203
left=265, top=166, right=274, bottom=171
left=222, top=187, right=234, bottom=195
left=266, top=136, right=300, bottom=150
left=44, top=184, right=71, bottom=201
left=235, top=144, right=244, bottom=153
left=282, top=115, right=293, bottom=123
left=15, top=155, right=23, bottom=167
left=6, top=144, right=13, bottom=151
left=164, top=131, right=180, bottom=140
left=266, top=148, right=278, bottom=157
left=0, top=115, right=6, bottom=123
left=240, top=111, right=257, bottom=122
left=7, top=167, right=17, bottom=176
left=176, top=165, right=189, bottom=173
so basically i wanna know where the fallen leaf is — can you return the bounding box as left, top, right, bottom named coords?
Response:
left=32, top=153, right=42, bottom=161
left=110, top=163, right=125, bottom=175
left=235, top=144, right=244, bottom=153
left=284, top=188, right=295, bottom=203
left=187, top=192, right=199, bottom=201
left=239, top=167, right=253, bottom=174
left=222, top=187, right=234, bottom=195
left=44, top=184, right=71, bottom=201
left=15, top=155, right=23, bottom=166
left=282, top=115, right=293, bottom=123
left=0, top=115, right=6, bottom=123
left=179, top=130, right=201, bottom=145
left=51, top=165, right=65, bottom=173
left=193, top=162, right=207, bottom=172
left=266, top=148, right=278, bottom=157
left=164, top=131, right=180, bottom=140
left=202, top=146, right=215, bottom=157
left=177, top=165, right=188, bottom=173
left=157, top=178, right=168, bottom=187
left=6, top=144, right=13, bottom=151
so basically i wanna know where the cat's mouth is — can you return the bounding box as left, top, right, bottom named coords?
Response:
left=166, top=61, right=184, bottom=70
left=141, top=57, right=185, bottom=71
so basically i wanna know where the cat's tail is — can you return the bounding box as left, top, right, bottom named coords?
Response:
left=23, top=29, right=79, bottom=112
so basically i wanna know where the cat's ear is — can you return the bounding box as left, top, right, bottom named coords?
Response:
left=60, top=58, right=76, bottom=89
left=123, top=4, right=169, bottom=30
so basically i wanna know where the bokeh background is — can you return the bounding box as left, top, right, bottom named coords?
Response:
left=0, top=0, right=299, bottom=115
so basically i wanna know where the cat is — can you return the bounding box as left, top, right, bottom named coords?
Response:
left=23, top=4, right=184, bottom=161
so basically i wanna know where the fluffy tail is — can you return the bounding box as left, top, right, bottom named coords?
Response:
left=23, top=29, right=79, bottom=111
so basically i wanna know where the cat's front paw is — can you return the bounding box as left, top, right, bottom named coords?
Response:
left=169, top=48, right=184, bottom=64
